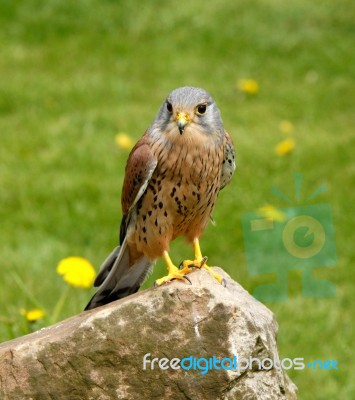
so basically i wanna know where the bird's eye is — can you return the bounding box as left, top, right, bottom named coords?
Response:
left=196, top=104, right=207, bottom=115
left=166, top=101, right=173, bottom=113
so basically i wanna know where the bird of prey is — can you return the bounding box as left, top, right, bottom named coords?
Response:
left=85, top=86, right=236, bottom=310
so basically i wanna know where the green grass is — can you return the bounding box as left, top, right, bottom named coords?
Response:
left=0, top=0, right=354, bottom=398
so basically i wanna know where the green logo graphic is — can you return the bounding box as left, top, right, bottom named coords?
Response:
left=242, top=174, right=337, bottom=301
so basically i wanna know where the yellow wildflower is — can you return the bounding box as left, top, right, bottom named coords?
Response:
left=275, top=138, right=295, bottom=156
left=57, top=257, right=96, bottom=288
left=237, top=79, right=260, bottom=95
left=115, top=132, right=134, bottom=150
left=278, top=120, right=294, bottom=134
left=20, top=308, right=45, bottom=322
left=258, top=204, right=286, bottom=223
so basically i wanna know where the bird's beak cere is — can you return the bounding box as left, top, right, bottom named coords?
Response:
left=176, top=112, right=190, bottom=134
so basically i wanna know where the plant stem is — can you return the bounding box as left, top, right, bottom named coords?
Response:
left=51, top=285, right=70, bottom=324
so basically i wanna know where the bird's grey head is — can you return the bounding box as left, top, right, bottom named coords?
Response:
left=151, top=86, right=224, bottom=138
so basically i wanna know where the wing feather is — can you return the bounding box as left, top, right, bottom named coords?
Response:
left=120, top=136, right=157, bottom=242
left=220, top=131, right=236, bottom=190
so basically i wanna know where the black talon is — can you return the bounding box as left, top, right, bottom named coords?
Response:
left=179, top=261, right=194, bottom=270
left=200, top=256, right=208, bottom=267
left=183, top=275, right=192, bottom=285
left=221, top=278, right=227, bottom=287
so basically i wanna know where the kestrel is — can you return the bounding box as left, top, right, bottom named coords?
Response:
left=85, top=87, right=236, bottom=310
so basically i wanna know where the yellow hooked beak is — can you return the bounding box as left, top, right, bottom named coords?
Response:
left=176, top=112, right=190, bottom=134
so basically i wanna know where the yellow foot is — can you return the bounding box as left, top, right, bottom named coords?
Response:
left=180, top=238, right=227, bottom=286
left=154, top=265, right=192, bottom=286
left=180, top=257, right=226, bottom=286
left=154, top=251, right=192, bottom=286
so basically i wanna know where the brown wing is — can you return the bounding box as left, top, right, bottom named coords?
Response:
left=120, top=135, right=157, bottom=243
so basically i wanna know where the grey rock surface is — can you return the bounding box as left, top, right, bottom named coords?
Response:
left=0, top=267, right=297, bottom=399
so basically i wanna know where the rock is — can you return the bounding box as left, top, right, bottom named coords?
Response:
left=0, top=267, right=297, bottom=400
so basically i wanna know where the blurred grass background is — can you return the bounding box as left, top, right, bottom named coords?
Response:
left=0, top=0, right=354, bottom=398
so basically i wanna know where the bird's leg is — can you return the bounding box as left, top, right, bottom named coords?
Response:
left=154, top=251, right=192, bottom=286
left=180, top=238, right=225, bottom=285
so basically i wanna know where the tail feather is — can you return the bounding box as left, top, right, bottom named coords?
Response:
left=93, top=245, right=121, bottom=287
left=84, top=239, right=152, bottom=310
